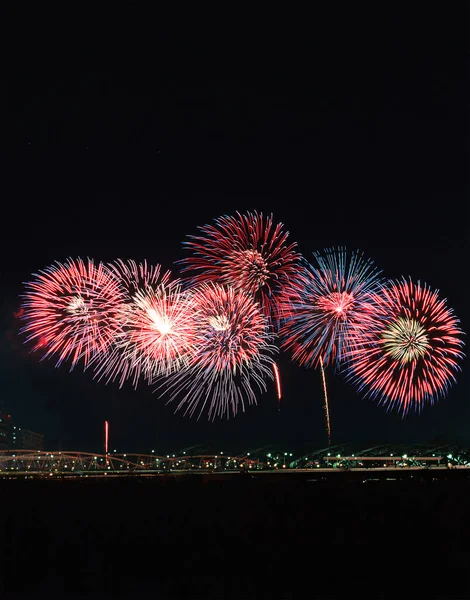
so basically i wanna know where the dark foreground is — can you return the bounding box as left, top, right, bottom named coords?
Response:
left=1, top=470, right=469, bottom=599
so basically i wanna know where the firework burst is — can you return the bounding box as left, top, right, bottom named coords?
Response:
left=20, top=258, right=125, bottom=370
left=178, top=211, right=301, bottom=325
left=92, top=260, right=197, bottom=388
left=160, top=283, right=277, bottom=420
left=345, top=278, right=465, bottom=414
left=278, top=247, right=383, bottom=444
left=279, top=247, right=383, bottom=369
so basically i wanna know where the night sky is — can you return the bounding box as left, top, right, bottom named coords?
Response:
left=1, top=8, right=468, bottom=453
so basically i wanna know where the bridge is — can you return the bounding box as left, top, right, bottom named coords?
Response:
left=0, top=443, right=468, bottom=477
left=0, top=450, right=264, bottom=476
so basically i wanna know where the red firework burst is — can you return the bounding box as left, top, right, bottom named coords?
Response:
left=160, top=283, right=277, bottom=420
left=92, top=260, right=197, bottom=388
left=21, top=258, right=126, bottom=370
left=346, top=278, right=465, bottom=414
left=178, top=211, right=301, bottom=325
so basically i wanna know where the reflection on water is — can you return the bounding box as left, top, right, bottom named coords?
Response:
left=0, top=474, right=469, bottom=597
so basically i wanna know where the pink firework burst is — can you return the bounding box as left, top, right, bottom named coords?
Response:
left=346, top=278, right=465, bottom=414
left=92, top=260, right=197, bottom=388
left=20, top=258, right=126, bottom=370
left=160, top=283, right=277, bottom=420
left=178, top=211, right=301, bottom=325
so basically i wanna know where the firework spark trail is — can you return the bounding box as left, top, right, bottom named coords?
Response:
left=272, top=363, right=282, bottom=406
left=158, top=283, right=277, bottom=420
left=319, top=356, right=331, bottom=445
left=20, top=258, right=126, bottom=370
left=92, top=260, right=197, bottom=388
left=177, top=211, right=301, bottom=327
left=345, top=277, right=465, bottom=414
left=278, top=247, right=383, bottom=442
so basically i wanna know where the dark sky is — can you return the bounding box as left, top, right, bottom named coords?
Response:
left=1, top=7, right=468, bottom=453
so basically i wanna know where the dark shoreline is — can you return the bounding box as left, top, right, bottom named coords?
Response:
left=1, top=465, right=470, bottom=484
